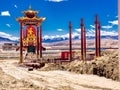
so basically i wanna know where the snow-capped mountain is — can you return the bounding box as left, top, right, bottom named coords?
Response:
left=0, top=35, right=118, bottom=44
left=0, top=37, right=18, bottom=44
left=42, top=35, right=118, bottom=43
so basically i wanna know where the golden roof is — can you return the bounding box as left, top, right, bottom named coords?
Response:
left=17, top=16, right=46, bottom=22
left=22, top=6, right=38, bottom=18
left=16, top=6, right=46, bottom=23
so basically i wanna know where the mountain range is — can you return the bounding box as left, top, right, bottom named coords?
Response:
left=42, top=35, right=118, bottom=43
left=0, top=35, right=118, bottom=44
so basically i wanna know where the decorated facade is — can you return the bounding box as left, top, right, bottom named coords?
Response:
left=17, top=6, right=45, bottom=63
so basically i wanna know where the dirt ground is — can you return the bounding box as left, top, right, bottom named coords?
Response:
left=0, top=59, right=120, bottom=90
left=39, top=50, right=119, bottom=81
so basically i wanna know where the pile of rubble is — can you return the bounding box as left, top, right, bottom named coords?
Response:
left=39, top=63, right=65, bottom=71
left=64, top=50, right=119, bottom=81
left=39, top=50, right=119, bottom=81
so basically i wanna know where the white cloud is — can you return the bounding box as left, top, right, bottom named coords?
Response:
left=115, top=16, right=118, bottom=18
left=86, top=29, right=95, bottom=37
left=57, top=29, right=63, bottom=31
left=43, top=20, right=118, bottom=40
left=6, top=24, right=11, bottom=28
left=1, top=11, right=10, bottom=16
left=86, top=29, right=118, bottom=37
left=102, top=25, right=112, bottom=29
left=75, top=28, right=81, bottom=32
left=0, top=32, right=18, bottom=41
left=45, top=0, right=67, bottom=2
left=90, top=25, right=95, bottom=28
left=43, top=28, right=118, bottom=40
left=100, top=30, right=118, bottom=36
left=108, top=20, right=118, bottom=25
left=14, top=5, right=18, bottom=8
left=43, top=33, right=69, bottom=40
left=72, top=32, right=80, bottom=39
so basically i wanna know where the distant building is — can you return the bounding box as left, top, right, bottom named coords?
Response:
left=2, top=43, right=18, bottom=50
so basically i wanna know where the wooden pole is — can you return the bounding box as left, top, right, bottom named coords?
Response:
left=118, top=0, right=120, bottom=80
left=40, top=26, right=42, bottom=58
left=20, top=22, right=23, bottom=63
left=69, top=21, right=72, bottom=61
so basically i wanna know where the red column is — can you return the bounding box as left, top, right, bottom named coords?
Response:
left=69, top=21, right=72, bottom=61
left=40, top=26, right=42, bottom=58
left=95, top=15, right=100, bottom=57
left=98, top=22, right=101, bottom=57
left=37, top=27, right=39, bottom=59
left=22, top=29, right=24, bottom=39
left=83, top=27, right=86, bottom=60
left=20, top=22, right=23, bottom=63
left=81, top=18, right=84, bottom=60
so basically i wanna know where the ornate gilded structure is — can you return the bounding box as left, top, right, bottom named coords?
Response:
left=17, top=6, right=45, bottom=63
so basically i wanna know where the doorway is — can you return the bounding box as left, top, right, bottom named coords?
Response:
left=27, top=46, right=35, bottom=53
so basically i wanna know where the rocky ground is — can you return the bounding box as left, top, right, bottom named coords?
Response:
left=0, top=67, right=40, bottom=90
left=0, top=50, right=120, bottom=90
left=39, top=50, right=119, bottom=81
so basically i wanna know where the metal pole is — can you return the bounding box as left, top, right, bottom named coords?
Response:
left=40, top=26, right=42, bottom=58
left=69, top=21, right=72, bottom=61
left=20, top=22, right=23, bottom=63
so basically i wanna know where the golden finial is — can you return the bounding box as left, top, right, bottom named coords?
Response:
left=29, top=5, right=32, bottom=10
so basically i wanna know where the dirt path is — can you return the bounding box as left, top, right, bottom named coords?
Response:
left=0, top=60, right=120, bottom=90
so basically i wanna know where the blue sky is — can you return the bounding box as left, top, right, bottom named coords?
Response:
left=0, top=0, right=118, bottom=40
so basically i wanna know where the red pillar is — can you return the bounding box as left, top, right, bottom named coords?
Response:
left=95, top=15, right=101, bottom=57
left=40, top=26, right=42, bottom=58
left=69, top=21, right=72, bottom=61
left=81, top=18, right=84, bottom=60
left=37, top=27, right=39, bottom=59
left=98, top=22, right=101, bottom=57
left=22, top=29, right=24, bottom=39
left=83, top=27, right=86, bottom=60
left=20, top=22, right=23, bottom=63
